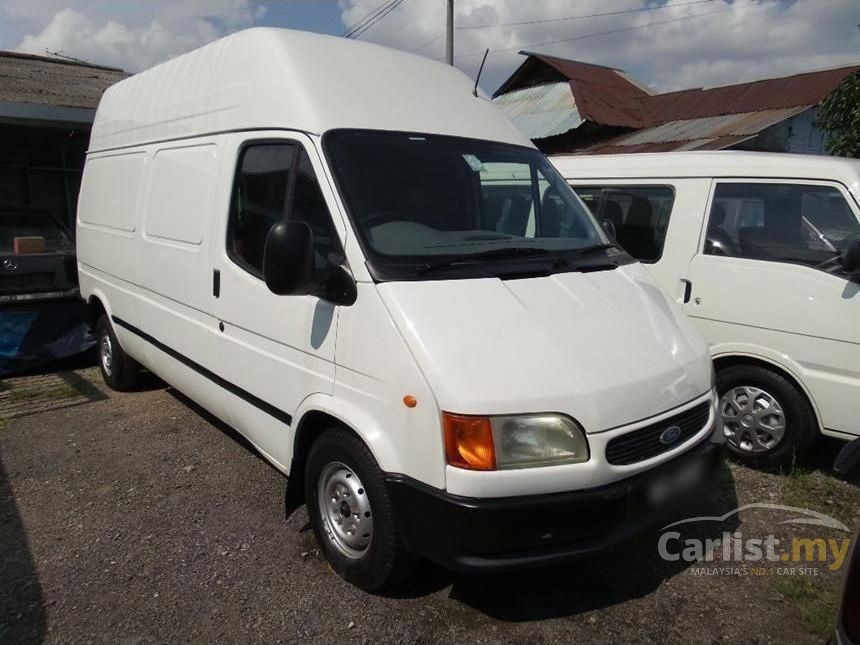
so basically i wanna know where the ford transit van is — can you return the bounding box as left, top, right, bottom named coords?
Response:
left=77, top=29, right=721, bottom=590
left=554, top=151, right=860, bottom=469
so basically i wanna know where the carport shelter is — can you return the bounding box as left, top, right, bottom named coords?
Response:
left=0, top=51, right=127, bottom=375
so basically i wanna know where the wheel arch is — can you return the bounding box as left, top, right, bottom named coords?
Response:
left=285, top=396, right=401, bottom=518
left=712, top=352, right=822, bottom=432
left=84, top=292, right=109, bottom=330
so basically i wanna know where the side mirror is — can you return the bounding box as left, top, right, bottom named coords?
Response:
left=834, top=437, right=860, bottom=480
left=842, top=238, right=860, bottom=280
left=323, top=264, right=358, bottom=306
left=263, top=221, right=314, bottom=296
left=601, top=218, right=617, bottom=239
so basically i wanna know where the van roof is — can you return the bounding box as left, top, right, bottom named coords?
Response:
left=89, top=28, right=531, bottom=153
left=551, top=151, right=860, bottom=184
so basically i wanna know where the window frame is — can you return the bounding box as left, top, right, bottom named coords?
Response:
left=569, top=182, right=677, bottom=264
left=702, top=178, right=860, bottom=271
left=226, top=138, right=301, bottom=280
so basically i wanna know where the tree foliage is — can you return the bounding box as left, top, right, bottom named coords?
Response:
left=819, top=71, right=860, bottom=158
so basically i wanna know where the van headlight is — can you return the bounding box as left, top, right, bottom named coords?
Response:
left=443, top=412, right=589, bottom=470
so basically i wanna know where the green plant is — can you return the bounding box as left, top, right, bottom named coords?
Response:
left=819, top=71, right=860, bottom=157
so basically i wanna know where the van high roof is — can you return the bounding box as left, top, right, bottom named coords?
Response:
left=89, top=28, right=531, bottom=153
left=551, top=151, right=860, bottom=185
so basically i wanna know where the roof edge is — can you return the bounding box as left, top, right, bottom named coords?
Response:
left=0, top=49, right=124, bottom=72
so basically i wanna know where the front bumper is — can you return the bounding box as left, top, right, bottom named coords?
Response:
left=386, top=436, right=723, bottom=573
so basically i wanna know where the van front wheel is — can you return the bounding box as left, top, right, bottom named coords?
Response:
left=305, top=428, right=413, bottom=591
left=716, top=364, right=816, bottom=469
left=96, top=315, right=139, bottom=391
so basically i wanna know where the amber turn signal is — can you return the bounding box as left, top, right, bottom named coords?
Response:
left=403, top=395, right=417, bottom=408
left=443, top=413, right=496, bottom=470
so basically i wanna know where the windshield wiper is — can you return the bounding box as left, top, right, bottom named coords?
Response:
left=415, top=246, right=554, bottom=275
left=571, top=243, right=618, bottom=257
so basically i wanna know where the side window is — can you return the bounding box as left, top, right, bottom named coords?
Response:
left=705, top=182, right=860, bottom=268
left=227, top=142, right=342, bottom=278
left=228, top=143, right=295, bottom=276
left=570, top=184, right=675, bottom=263
left=291, top=150, right=344, bottom=272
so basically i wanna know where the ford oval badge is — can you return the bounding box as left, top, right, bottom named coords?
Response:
left=659, top=425, right=682, bottom=445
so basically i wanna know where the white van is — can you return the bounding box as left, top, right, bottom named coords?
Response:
left=553, top=152, right=860, bottom=469
left=77, top=29, right=721, bottom=590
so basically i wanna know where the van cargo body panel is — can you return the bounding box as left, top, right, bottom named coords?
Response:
left=378, top=263, right=712, bottom=432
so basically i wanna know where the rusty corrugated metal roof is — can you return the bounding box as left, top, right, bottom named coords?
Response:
left=642, top=65, right=859, bottom=123
left=581, top=108, right=809, bottom=154
left=614, top=107, right=808, bottom=145
left=0, top=50, right=127, bottom=110
left=526, top=52, right=650, bottom=128
left=493, top=81, right=583, bottom=139
left=494, top=53, right=858, bottom=149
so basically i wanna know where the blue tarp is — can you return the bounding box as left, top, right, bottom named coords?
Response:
left=0, top=301, right=95, bottom=376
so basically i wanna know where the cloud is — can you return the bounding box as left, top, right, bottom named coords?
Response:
left=11, top=1, right=267, bottom=72
left=337, top=0, right=860, bottom=94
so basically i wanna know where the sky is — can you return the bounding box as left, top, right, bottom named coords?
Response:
left=0, top=0, right=857, bottom=95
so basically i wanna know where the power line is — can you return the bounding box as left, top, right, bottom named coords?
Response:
left=457, top=0, right=717, bottom=30
left=341, top=0, right=390, bottom=37
left=341, top=0, right=398, bottom=38
left=449, top=0, right=772, bottom=60
left=410, top=31, right=444, bottom=53
left=348, top=0, right=407, bottom=39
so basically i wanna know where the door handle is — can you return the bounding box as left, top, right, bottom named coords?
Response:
left=213, top=269, right=221, bottom=298
left=680, top=279, right=692, bottom=304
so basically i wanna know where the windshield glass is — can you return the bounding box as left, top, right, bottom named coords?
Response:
left=325, top=130, right=618, bottom=280
left=0, top=210, right=73, bottom=253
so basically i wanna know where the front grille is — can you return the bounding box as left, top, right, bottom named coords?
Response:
left=606, top=401, right=711, bottom=466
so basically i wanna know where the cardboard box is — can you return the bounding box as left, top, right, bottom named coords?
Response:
left=13, top=236, right=47, bottom=254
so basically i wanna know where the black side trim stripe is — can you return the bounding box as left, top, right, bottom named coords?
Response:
left=112, top=316, right=292, bottom=427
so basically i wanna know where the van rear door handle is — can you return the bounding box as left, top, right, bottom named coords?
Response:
left=213, top=269, right=221, bottom=298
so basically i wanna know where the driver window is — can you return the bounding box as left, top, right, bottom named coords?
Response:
left=227, top=143, right=295, bottom=276
left=227, top=142, right=342, bottom=279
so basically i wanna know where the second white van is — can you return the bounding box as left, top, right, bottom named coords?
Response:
left=77, top=29, right=721, bottom=590
left=554, top=151, right=860, bottom=469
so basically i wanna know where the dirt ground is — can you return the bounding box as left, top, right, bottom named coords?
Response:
left=1, top=367, right=857, bottom=644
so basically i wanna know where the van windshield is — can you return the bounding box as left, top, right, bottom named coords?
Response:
left=324, top=130, right=626, bottom=281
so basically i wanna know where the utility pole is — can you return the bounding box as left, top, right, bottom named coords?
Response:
left=446, top=0, right=454, bottom=65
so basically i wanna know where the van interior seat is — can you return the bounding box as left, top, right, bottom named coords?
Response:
left=615, top=196, right=659, bottom=260
left=540, top=193, right=562, bottom=237
left=498, top=194, right=531, bottom=237
left=603, top=201, right=623, bottom=229
left=705, top=204, right=739, bottom=256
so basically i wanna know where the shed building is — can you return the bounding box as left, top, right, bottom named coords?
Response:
left=493, top=51, right=858, bottom=156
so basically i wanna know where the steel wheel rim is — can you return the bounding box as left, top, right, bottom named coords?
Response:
left=317, top=461, right=373, bottom=559
left=100, top=332, right=113, bottom=377
left=720, top=385, right=786, bottom=453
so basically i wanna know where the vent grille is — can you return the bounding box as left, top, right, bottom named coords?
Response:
left=606, top=401, right=711, bottom=466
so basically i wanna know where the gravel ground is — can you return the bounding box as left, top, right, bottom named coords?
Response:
left=1, top=367, right=857, bottom=644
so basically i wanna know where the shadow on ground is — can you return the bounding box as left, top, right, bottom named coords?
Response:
left=165, top=383, right=742, bottom=621
left=0, top=451, right=46, bottom=644
left=408, top=461, right=741, bottom=621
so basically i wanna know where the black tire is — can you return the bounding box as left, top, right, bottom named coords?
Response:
left=305, top=427, right=414, bottom=591
left=716, top=364, right=816, bottom=470
left=96, top=314, right=140, bottom=391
